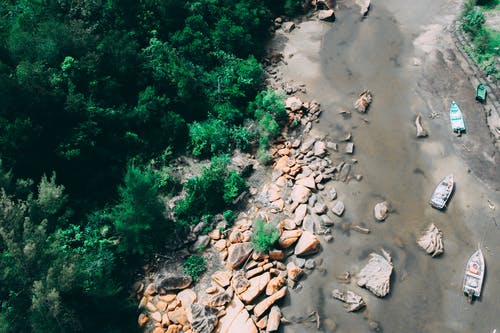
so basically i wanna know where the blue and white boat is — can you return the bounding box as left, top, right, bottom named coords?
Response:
left=450, top=101, right=466, bottom=134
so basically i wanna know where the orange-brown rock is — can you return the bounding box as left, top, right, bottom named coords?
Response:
left=162, top=313, right=170, bottom=326
left=177, top=289, right=197, bottom=308
left=256, top=316, right=267, bottom=329
left=286, top=262, right=303, bottom=281
left=239, top=272, right=270, bottom=303
left=217, top=295, right=258, bottom=333
left=267, top=306, right=281, bottom=331
left=138, top=313, right=149, bottom=327
left=168, top=307, right=189, bottom=326
left=231, top=271, right=250, bottom=294
left=269, top=250, right=284, bottom=260
left=146, top=302, right=157, bottom=312
left=144, top=283, right=157, bottom=297
left=296, top=175, right=316, bottom=189
left=294, top=231, right=320, bottom=256
left=266, top=276, right=286, bottom=296
left=158, top=293, right=177, bottom=303
left=278, top=229, right=303, bottom=248
left=253, top=287, right=287, bottom=318
left=156, top=300, right=168, bottom=312
left=151, top=311, right=162, bottom=322
left=214, top=239, right=227, bottom=251
left=166, top=325, right=181, bottom=333
left=153, top=327, right=164, bottom=333
left=209, top=228, right=221, bottom=240
left=245, top=266, right=264, bottom=279
left=211, top=270, right=232, bottom=288
left=229, top=229, right=245, bottom=243
left=274, top=156, right=289, bottom=172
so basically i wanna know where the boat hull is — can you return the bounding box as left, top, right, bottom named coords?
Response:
left=429, top=175, right=454, bottom=210
left=463, top=249, right=485, bottom=300
left=450, top=101, right=466, bottom=133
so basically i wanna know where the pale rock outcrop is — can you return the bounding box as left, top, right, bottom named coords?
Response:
left=415, top=113, right=428, bottom=138
left=227, top=242, right=253, bottom=270
left=332, top=201, right=345, bottom=217
left=278, top=229, right=303, bottom=248
left=291, top=185, right=311, bottom=204
left=267, top=306, right=282, bottom=331
left=253, top=286, right=287, bottom=318
left=218, top=296, right=257, bottom=333
left=211, top=270, right=232, bottom=288
left=331, top=289, right=366, bottom=312
left=190, top=304, right=219, bottom=333
left=354, top=90, right=372, bottom=112
left=294, top=231, right=320, bottom=256
left=356, top=249, right=393, bottom=297
left=417, top=223, right=444, bottom=257
left=239, top=272, right=271, bottom=303
left=374, top=201, right=390, bottom=221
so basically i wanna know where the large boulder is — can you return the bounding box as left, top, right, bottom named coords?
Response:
left=317, top=9, right=335, bottom=21
left=218, top=296, right=257, bottom=333
left=155, top=272, right=192, bottom=294
left=267, top=306, right=282, bottom=331
left=253, top=287, right=287, bottom=318
left=374, top=201, right=390, bottom=221
left=190, top=304, right=219, bottom=333
left=239, top=272, right=270, bottom=303
left=417, top=223, right=444, bottom=257
left=291, top=185, right=311, bottom=204
left=227, top=242, right=253, bottom=270
left=331, top=289, right=366, bottom=312
left=356, top=249, right=393, bottom=297
left=279, top=229, right=303, bottom=248
left=294, top=231, right=320, bottom=256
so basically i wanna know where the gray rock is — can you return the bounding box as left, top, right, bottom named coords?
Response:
left=345, top=142, right=354, bottom=154
left=313, top=202, right=327, bottom=215
left=417, top=223, right=444, bottom=257
left=305, top=259, right=316, bottom=269
left=356, top=249, right=393, bottom=297
left=332, top=201, right=345, bottom=217
left=339, top=164, right=351, bottom=182
left=155, top=272, right=192, bottom=294
left=327, top=141, right=338, bottom=151
left=374, top=201, right=390, bottom=221
left=192, top=235, right=210, bottom=251
left=190, top=304, right=219, bottom=333
left=321, top=214, right=334, bottom=226
left=324, top=235, right=334, bottom=242
left=331, top=289, right=366, bottom=312
left=282, top=21, right=295, bottom=33
left=295, top=257, right=306, bottom=268
left=328, top=188, right=337, bottom=201
left=318, top=9, right=335, bottom=21
left=313, top=141, right=327, bottom=157
left=300, top=138, right=316, bottom=153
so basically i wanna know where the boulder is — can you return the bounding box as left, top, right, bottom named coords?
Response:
left=287, top=262, right=303, bottom=281
left=214, top=239, right=227, bottom=251
left=317, top=9, right=335, bottom=21
left=417, top=223, right=444, bottom=257
left=144, top=282, right=156, bottom=297
left=332, top=201, right=345, bottom=217
left=313, top=141, right=327, bottom=157
left=305, top=259, right=315, bottom=269
left=274, top=156, right=289, bottom=172
left=267, top=306, right=282, bottom=331
left=294, top=204, right=308, bottom=225
left=415, top=113, right=428, bottom=138
left=285, top=96, right=302, bottom=112
left=266, top=276, right=287, bottom=296
left=356, top=249, right=393, bottom=297
left=374, top=201, right=390, bottom=221
left=166, top=325, right=181, bottom=333
left=190, top=304, right=219, bottom=333
left=192, top=235, right=210, bottom=251
left=282, top=21, right=295, bottom=33
left=177, top=288, right=197, bottom=308
left=354, top=90, right=372, bottom=112
left=232, top=271, right=250, bottom=294
left=291, top=185, right=311, bottom=204
left=282, top=219, right=297, bottom=230
left=227, top=242, right=253, bottom=270
left=278, top=229, right=302, bottom=248
left=229, top=229, right=245, bottom=243
left=300, top=138, right=316, bottom=153
left=217, top=296, right=257, bottom=333
left=355, top=0, right=371, bottom=16
left=253, top=287, right=287, bottom=318
left=155, top=272, right=192, bottom=294
left=331, top=289, right=366, bottom=312
left=239, top=272, right=271, bottom=303
left=296, top=176, right=316, bottom=190
left=294, top=231, right=320, bottom=256
left=211, top=270, right=232, bottom=288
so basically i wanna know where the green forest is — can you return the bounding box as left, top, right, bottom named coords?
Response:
left=0, top=0, right=303, bottom=331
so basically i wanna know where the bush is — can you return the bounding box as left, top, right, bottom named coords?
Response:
left=463, top=9, right=486, bottom=35
left=251, top=218, right=279, bottom=253
left=189, top=119, right=232, bottom=157
left=183, top=255, right=206, bottom=282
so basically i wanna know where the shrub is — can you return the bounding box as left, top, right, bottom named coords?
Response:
left=189, top=118, right=232, bottom=157
left=223, top=210, right=237, bottom=225
left=183, top=255, right=206, bottom=282
left=463, top=9, right=486, bottom=35
left=251, top=218, right=279, bottom=253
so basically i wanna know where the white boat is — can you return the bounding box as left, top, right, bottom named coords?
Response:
left=463, top=248, right=485, bottom=302
left=429, top=174, right=454, bottom=209
left=450, top=101, right=466, bottom=134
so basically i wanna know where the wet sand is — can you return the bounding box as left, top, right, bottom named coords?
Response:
left=271, top=1, right=500, bottom=332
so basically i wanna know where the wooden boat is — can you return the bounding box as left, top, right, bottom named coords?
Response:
left=450, top=101, right=466, bottom=134
left=476, top=83, right=487, bottom=104
left=429, top=174, right=454, bottom=209
left=463, top=248, right=485, bottom=302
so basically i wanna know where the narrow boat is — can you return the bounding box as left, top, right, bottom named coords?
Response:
left=429, top=174, right=454, bottom=209
left=450, top=101, right=466, bottom=134
left=476, top=83, right=487, bottom=104
left=463, top=248, right=485, bottom=302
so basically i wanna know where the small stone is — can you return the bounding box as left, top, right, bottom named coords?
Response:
left=138, top=313, right=149, bottom=327
left=374, top=201, right=390, bottom=221
left=151, top=311, right=162, bottom=323
left=313, top=202, right=327, bottom=215
left=345, top=142, right=354, bottom=154
left=295, top=257, right=306, bottom=268
left=332, top=201, right=345, bottom=216
left=324, top=235, right=334, bottom=242
left=294, top=231, right=320, bottom=256
left=328, top=188, right=337, bottom=201
left=211, top=271, right=232, bottom=288
left=282, top=21, right=295, bottom=33
left=305, top=259, right=315, bottom=269
left=144, top=283, right=156, bottom=297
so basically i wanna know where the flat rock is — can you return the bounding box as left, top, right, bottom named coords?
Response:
left=253, top=286, right=287, bottom=318
left=232, top=271, right=250, bottom=294
left=374, top=201, right=390, bottom=221
left=356, top=249, right=393, bottom=297
left=279, top=229, right=303, bottom=248
left=155, top=272, right=192, bottom=294
left=313, top=202, right=327, bottom=215
left=168, top=306, right=189, bottom=326
left=211, top=270, right=232, bottom=288
left=294, top=231, right=320, bottom=256
left=227, top=242, right=253, bottom=270
left=266, top=276, right=286, bottom=296
left=331, top=289, right=366, bottom=312
left=285, top=96, right=302, bottom=112
left=267, top=306, right=282, bottom=331
left=296, top=176, right=316, bottom=190
left=332, top=201, right=345, bottom=216
left=239, top=272, right=270, bottom=303
left=417, top=223, right=444, bottom=257
left=345, top=142, right=354, bottom=154
left=207, top=289, right=232, bottom=307
left=287, top=261, right=303, bottom=281
left=300, top=138, right=316, bottom=153
left=328, top=188, right=337, bottom=200
left=217, top=296, right=257, bottom=333
left=313, top=141, right=327, bottom=157
left=177, top=288, right=197, bottom=308
left=354, top=90, right=372, bottom=112
left=318, top=9, right=335, bottom=21
left=291, top=185, right=311, bottom=204
left=321, top=215, right=334, bottom=226
left=190, top=304, right=219, bottom=333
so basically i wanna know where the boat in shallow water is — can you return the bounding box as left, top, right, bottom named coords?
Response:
left=429, top=174, right=454, bottom=209
left=463, top=248, right=485, bottom=302
left=450, top=101, right=466, bottom=134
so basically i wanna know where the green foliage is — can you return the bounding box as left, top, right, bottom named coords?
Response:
left=183, top=255, right=207, bottom=282
left=223, top=210, right=237, bottom=225
left=36, top=172, right=67, bottom=216
left=463, top=9, right=486, bottom=35
left=284, top=0, right=304, bottom=16
left=111, top=165, right=168, bottom=255
left=189, top=119, right=232, bottom=157
left=251, top=218, right=279, bottom=253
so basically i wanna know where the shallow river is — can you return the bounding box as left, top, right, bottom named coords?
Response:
left=278, top=1, right=500, bottom=332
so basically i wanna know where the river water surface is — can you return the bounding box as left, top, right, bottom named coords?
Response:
left=277, top=1, right=500, bottom=332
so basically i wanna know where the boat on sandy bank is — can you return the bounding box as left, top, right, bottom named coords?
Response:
left=429, top=174, right=454, bottom=210
left=450, top=101, right=466, bottom=134
left=463, top=248, right=485, bottom=303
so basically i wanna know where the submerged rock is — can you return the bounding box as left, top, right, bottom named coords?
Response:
left=356, top=249, right=393, bottom=297
left=417, top=223, right=444, bottom=257
left=331, top=289, right=366, bottom=312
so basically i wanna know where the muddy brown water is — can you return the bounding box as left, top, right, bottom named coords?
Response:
left=276, top=1, right=500, bottom=332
